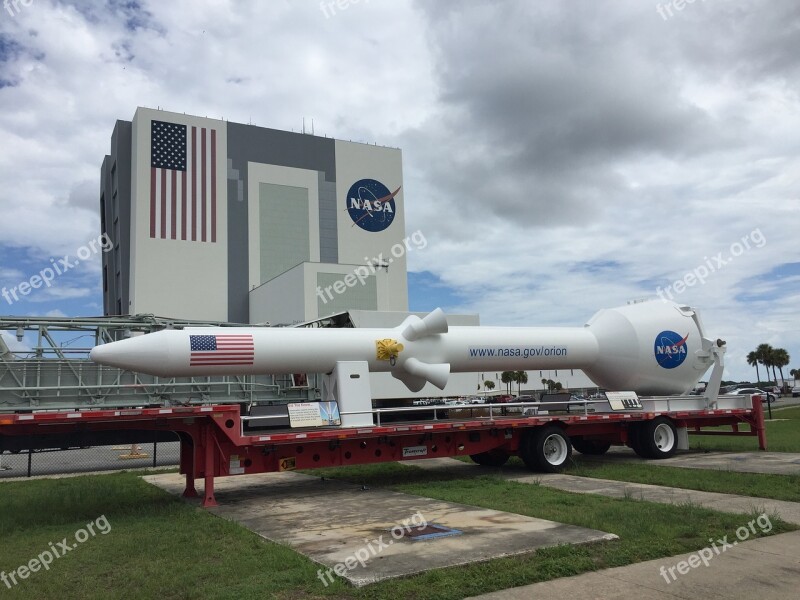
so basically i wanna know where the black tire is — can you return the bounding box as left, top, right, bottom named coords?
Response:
left=627, top=423, right=645, bottom=457
left=637, top=417, right=678, bottom=459
left=470, top=449, right=510, bottom=467
left=520, top=425, right=572, bottom=473
left=519, top=431, right=539, bottom=471
left=571, top=438, right=612, bottom=456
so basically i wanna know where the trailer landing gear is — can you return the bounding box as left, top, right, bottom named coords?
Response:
left=470, top=449, right=510, bottom=467
left=571, top=438, right=612, bottom=455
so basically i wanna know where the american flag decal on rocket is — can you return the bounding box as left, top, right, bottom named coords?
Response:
left=189, top=334, right=254, bottom=366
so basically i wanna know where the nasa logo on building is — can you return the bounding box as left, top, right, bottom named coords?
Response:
left=653, top=331, right=689, bottom=369
left=346, top=179, right=400, bottom=232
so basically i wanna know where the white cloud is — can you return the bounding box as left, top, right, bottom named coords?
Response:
left=0, top=0, right=798, bottom=380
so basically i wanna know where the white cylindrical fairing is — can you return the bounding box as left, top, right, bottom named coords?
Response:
left=583, top=301, right=708, bottom=395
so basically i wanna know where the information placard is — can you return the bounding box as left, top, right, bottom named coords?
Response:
left=287, top=402, right=341, bottom=427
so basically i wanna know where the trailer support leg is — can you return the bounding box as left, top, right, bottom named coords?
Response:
left=202, top=429, right=218, bottom=508
left=752, top=395, right=767, bottom=451
left=180, top=435, right=198, bottom=498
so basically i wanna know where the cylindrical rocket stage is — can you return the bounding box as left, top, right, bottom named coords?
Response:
left=90, top=300, right=713, bottom=396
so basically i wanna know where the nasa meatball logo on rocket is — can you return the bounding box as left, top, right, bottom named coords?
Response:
left=346, top=179, right=401, bottom=232
left=654, top=331, right=690, bottom=370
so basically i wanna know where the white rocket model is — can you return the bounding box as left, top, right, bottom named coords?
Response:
left=90, top=300, right=718, bottom=396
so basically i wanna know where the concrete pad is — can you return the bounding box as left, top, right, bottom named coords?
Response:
left=589, top=448, right=800, bottom=476
left=467, top=530, right=800, bottom=600
left=143, top=471, right=617, bottom=587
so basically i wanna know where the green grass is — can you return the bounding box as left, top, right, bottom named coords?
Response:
left=0, top=454, right=797, bottom=599
left=0, top=471, right=349, bottom=599
left=689, top=405, right=800, bottom=452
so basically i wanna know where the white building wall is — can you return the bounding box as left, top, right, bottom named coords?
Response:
left=129, top=108, right=228, bottom=320
left=249, top=263, right=307, bottom=325
left=334, top=140, right=408, bottom=312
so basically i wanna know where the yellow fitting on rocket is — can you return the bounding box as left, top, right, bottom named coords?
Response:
left=376, top=339, right=404, bottom=361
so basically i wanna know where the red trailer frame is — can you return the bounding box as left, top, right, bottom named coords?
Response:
left=0, top=396, right=766, bottom=507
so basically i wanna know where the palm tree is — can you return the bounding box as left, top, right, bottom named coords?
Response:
left=756, top=343, right=774, bottom=384
left=747, top=351, right=761, bottom=383
left=773, top=348, right=790, bottom=389
left=484, top=380, right=495, bottom=391
left=791, top=368, right=799, bottom=384
left=501, top=371, right=513, bottom=394
left=768, top=348, right=780, bottom=383
left=515, top=371, right=528, bottom=395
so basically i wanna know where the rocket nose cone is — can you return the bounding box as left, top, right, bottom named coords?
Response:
left=89, top=341, right=130, bottom=369
left=89, top=333, right=171, bottom=375
left=89, top=344, right=117, bottom=367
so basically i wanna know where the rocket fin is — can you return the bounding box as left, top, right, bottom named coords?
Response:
left=391, top=370, right=427, bottom=392
left=402, top=308, right=449, bottom=341
left=402, top=358, right=450, bottom=390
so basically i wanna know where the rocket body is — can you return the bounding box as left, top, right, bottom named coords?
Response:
left=90, top=300, right=714, bottom=396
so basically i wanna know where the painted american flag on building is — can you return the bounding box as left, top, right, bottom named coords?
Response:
left=150, top=120, right=217, bottom=242
left=189, top=334, right=254, bottom=367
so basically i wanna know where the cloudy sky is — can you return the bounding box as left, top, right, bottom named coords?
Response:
left=0, top=0, right=798, bottom=381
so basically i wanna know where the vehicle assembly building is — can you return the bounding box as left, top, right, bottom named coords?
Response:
left=100, top=107, right=409, bottom=326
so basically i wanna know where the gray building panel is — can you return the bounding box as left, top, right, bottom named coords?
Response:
left=318, top=174, right=338, bottom=264
left=225, top=122, right=337, bottom=322
left=100, top=155, right=112, bottom=315
left=100, top=120, right=132, bottom=316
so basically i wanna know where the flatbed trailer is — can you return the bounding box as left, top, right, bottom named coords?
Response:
left=0, top=393, right=766, bottom=507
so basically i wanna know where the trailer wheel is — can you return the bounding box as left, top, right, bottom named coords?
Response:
left=571, top=438, right=612, bottom=455
left=637, top=417, right=678, bottom=459
left=521, top=426, right=572, bottom=472
left=470, top=449, right=510, bottom=467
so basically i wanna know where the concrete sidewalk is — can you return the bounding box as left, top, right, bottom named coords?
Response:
left=466, top=530, right=800, bottom=600
left=511, top=473, right=800, bottom=525
left=411, top=457, right=800, bottom=525
left=583, top=449, right=800, bottom=476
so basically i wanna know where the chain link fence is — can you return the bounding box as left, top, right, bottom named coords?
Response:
left=0, top=434, right=180, bottom=479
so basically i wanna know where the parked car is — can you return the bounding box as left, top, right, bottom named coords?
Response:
left=488, top=394, right=515, bottom=404
left=792, top=386, right=800, bottom=398
left=727, top=387, right=777, bottom=404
